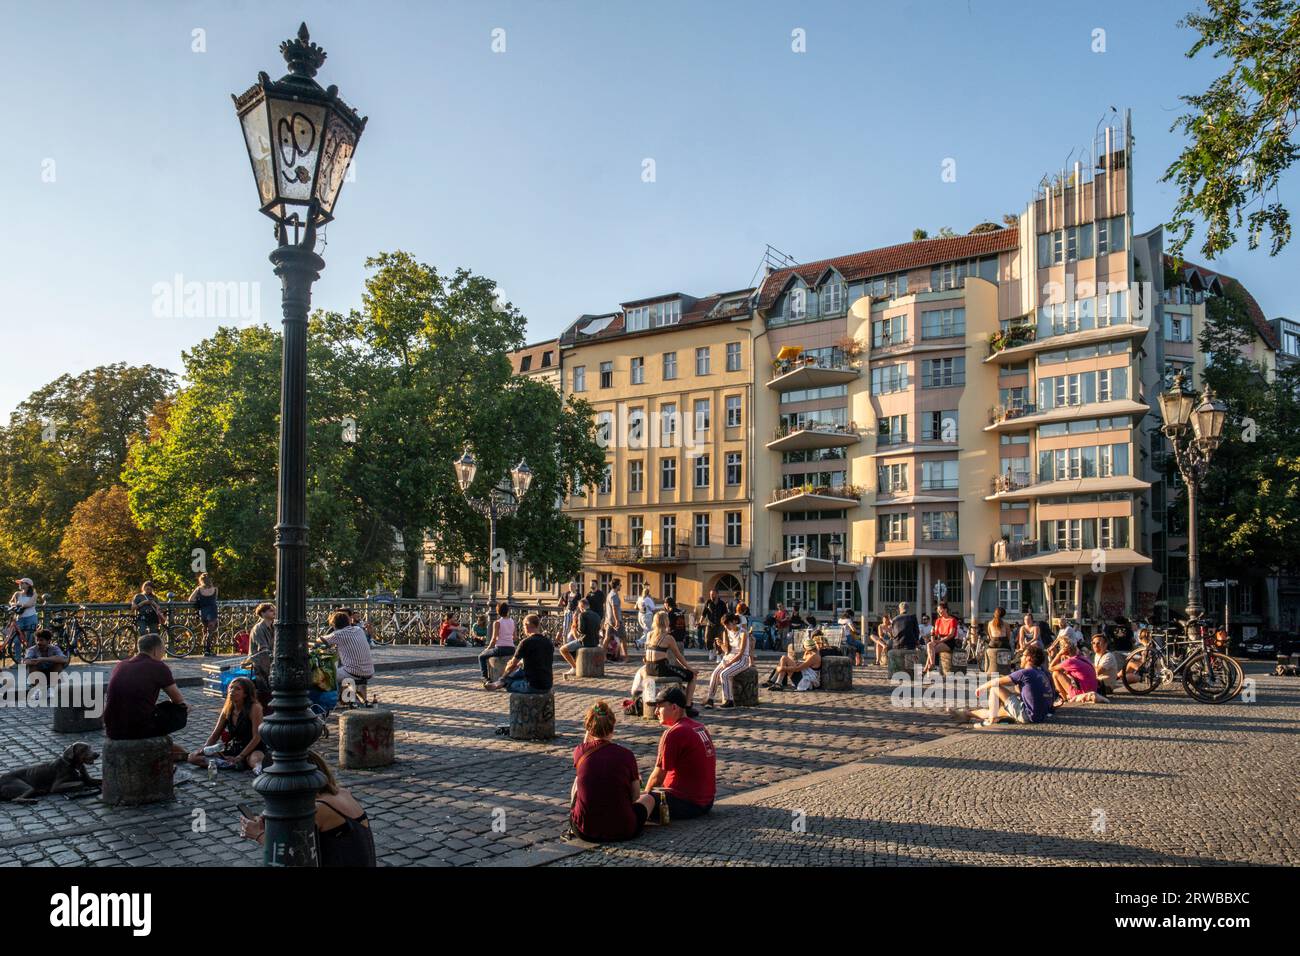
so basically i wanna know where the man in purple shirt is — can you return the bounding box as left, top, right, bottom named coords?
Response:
left=958, top=644, right=1054, bottom=726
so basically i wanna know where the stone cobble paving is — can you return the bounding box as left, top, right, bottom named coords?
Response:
left=0, top=657, right=1293, bottom=866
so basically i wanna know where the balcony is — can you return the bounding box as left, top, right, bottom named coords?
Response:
left=984, top=316, right=1149, bottom=364
left=990, top=538, right=1044, bottom=563
left=766, top=354, right=861, bottom=391
left=990, top=472, right=1034, bottom=495
left=988, top=324, right=1037, bottom=356
left=766, top=421, right=861, bottom=452
left=765, top=484, right=864, bottom=512
left=984, top=399, right=1149, bottom=433
left=989, top=539, right=1152, bottom=570
left=870, top=333, right=914, bottom=356
left=985, top=473, right=1151, bottom=502
left=988, top=402, right=1038, bottom=425
left=598, top=542, right=690, bottom=565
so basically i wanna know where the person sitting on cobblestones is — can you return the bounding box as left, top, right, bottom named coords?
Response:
left=488, top=613, right=553, bottom=694
left=644, top=684, right=715, bottom=822
left=240, top=750, right=375, bottom=866
left=632, top=610, right=698, bottom=715
left=961, top=644, right=1054, bottom=726
left=437, top=610, right=467, bottom=646
left=23, top=629, right=68, bottom=682
left=322, top=610, right=374, bottom=705
left=1051, top=640, right=1105, bottom=706
left=187, top=676, right=266, bottom=773
left=479, top=602, right=517, bottom=685
left=103, top=633, right=189, bottom=755
left=568, top=700, right=656, bottom=843
left=703, top=613, right=751, bottom=710
left=1091, top=634, right=1122, bottom=694
left=764, top=635, right=821, bottom=691
left=471, top=613, right=489, bottom=647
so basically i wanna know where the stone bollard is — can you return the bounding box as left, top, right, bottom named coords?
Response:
left=640, top=676, right=683, bottom=720
left=575, top=647, right=606, bottom=678
left=51, top=672, right=105, bottom=734
left=487, top=655, right=511, bottom=682
left=101, top=736, right=174, bottom=807
left=985, top=647, right=1013, bottom=676
left=821, top=656, right=853, bottom=691
left=937, top=651, right=954, bottom=677
left=731, top=667, right=759, bottom=707
left=509, top=690, right=555, bottom=740
left=339, top=708, right=394, bottom=769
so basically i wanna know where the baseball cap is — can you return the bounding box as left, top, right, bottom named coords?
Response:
left=16, top=577, right=33, bottom=586
left=651, top=685, right=688, bottom=708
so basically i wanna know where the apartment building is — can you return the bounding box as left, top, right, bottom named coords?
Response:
left=558, top=291, right=758, bottom=609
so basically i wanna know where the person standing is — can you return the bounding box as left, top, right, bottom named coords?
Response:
left=636, top=588, right=657, bottom=649
left=560, top=581, right=581, bottom=643
left=131, top=581, right=165, bottom=637
left=702, top=588, right=729, bottom=659
left=249, top=602, right=275, bottom=660
left=9, top=577, right=39, bottom=652
left=188, top=572, right=219, bottom=655
left=605, top=579, right=624, bottom=646
left=586, top=579, right=606, bottom=623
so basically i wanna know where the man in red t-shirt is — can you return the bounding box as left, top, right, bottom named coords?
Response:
left=644, top=685, right=715, bottom=821
left=103, top=632, right=189, bottom=742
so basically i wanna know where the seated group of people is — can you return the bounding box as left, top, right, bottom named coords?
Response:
left=627, top=609, right=755, bottom=712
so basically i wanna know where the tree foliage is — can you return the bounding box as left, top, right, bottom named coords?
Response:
left=58, top=485, right=154, bottom=602
left=1164, top=0, right=1300, bottom=259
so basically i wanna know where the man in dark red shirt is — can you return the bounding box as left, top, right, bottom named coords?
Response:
left=644, top=684, right=715, bottom=821
left=103, top=633, right=189, bottom=741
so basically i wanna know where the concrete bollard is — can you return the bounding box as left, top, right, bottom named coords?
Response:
left=51, top=672, right=105, bottom=734
left=339, top=708, right=394, bottom=769
left=730, top=667, right=759, bottom=707
left=487, top=656, right=511, bottom=681
left=101, top=736, right=173, bottom=807
left=640, top=676, right=683, bottom=720
left=821, top=656, right=853, bottom=691
left=575, top=647, right=606, bottom=678
left=509, top=690, right=555, bottom=740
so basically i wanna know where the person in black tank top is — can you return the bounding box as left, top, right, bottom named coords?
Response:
left=240, top=751, right=375, bottom=866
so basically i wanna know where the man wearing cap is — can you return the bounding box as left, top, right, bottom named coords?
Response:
left=888, top=601, right=920, bottom=675
left=643, top=684, right=715, bottom=821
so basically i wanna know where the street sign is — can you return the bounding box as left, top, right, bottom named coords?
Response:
left=933, top=582, right=947, bottom=601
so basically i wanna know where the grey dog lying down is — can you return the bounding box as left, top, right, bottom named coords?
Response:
left=0, top=742, right=100, bottom=802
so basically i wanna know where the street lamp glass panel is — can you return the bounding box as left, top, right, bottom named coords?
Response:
left=1192, top=392, right=1227, bottom=445
left=315, top=112, right=357, bottom=215
left=1157, top=385, right=1195, bottom=431
left=511, top=460, right=533, bottom=499
left=454, top=449, right=477, bottom=491
left=828, top=536, right=843, bottom=561
left=268, top=98, right=328, bottom=208
left=239, top=101, right=275, bottom=206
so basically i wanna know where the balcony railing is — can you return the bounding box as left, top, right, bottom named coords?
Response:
left=988, top=403, right=1038, bottom=425
left=598, top=542, right=691, bottom=564
left=991, top=538, right=1043, bottom=563
left=991, top=472, right=1034, bottom=494
left=871, top=334, right=913, bottom=353
left=773, top=420, right=857, bottom=440
left=988, top=325, right=1037, bottom=355
left=770, top=483, right=865, bottom=504
left=770, top=352, right=859, bottom=379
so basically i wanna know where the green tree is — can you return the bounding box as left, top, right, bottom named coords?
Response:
left=0, top=363, right=175, bottom=597
left=1164, top=0, right=1300, bottom=259
left=58, top=485, right=154, bottom=602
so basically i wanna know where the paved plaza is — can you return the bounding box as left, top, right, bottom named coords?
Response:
left=0, top=652, right=1295, bottom=867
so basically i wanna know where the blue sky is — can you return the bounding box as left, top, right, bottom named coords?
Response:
left=2, top=0, right=1295, bottom=419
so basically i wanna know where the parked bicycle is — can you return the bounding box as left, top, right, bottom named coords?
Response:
left=43, top=604, right=103, bottom=663
left=2, top=607, right=29, bottom=666
left=1122, top=620, right=1244, bottom=703
left=107, top=605, right=198, bottom=659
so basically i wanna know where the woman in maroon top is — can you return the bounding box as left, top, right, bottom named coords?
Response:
left=569, top=701, right=655, bottom=842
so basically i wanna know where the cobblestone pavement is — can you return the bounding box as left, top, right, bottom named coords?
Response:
left=0, top=656, right=1293, bottom=866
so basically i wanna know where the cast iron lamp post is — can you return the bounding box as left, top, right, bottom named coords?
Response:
left=1157, top=372, right=1227, bottom=627
left=454, top=449, right=533, bottom=620
left=738, top=558, right=750, bottom=606
left=233, top=23, right=365, bottom=866
left=828, top=534, right=843, bottom=620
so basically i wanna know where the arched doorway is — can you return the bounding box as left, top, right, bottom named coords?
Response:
left=713, top=574, right=743, bottom=607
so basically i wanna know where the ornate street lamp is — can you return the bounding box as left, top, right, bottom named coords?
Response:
left=233, top=23, right=365, bottom=867
left=1157, top=372, right=1227, bottom=626
left=738, top=558, right=750, bottom=606
left=455, top=448, right=532, bottom=620
left=828, top=534, right=843, bottom=619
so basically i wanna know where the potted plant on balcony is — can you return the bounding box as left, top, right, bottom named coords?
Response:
left=833, top=335, right=864, bottom=363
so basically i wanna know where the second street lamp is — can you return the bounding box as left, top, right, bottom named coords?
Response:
left=828, top=534, right=843, bottom=620
left=455, top=449, right=533, bottom=620
left=1157, top=372, right=1227, bottom=628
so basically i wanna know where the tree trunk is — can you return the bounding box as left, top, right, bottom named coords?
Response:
left=402, top=529, right=422, bottom=597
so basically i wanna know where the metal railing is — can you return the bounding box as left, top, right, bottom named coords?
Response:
left=770, top=484, right=865, bottom=504
left=990, top=539, right=1043, bottom=563
left=597, top=542, right=691, bottom=564
left=989, top=402, right=1038, bottom=425
left=991, top=472, right=1034, bottom=494
left=769, top=352, right=860, bottom=379
left=773, top=420, right=857, bottom=440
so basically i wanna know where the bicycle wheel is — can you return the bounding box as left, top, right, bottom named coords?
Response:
left=372, top=616, right=397, bottom=646
left=1121, top=648, right=1159, bottom=694
left=165, top=623, right=196, bottom=658
left=111, top=624, right=137, bottom=660
left=72, top=624, right=102, bottom=664
left=1182, top=651, right=1238, bottom=703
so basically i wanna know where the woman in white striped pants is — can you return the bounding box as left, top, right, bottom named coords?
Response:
left=703, top=614, right=750, bottom=709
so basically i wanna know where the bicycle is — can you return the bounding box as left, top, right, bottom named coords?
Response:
left=44, top=605, right=103, bottom=664
left=2, top=607, right=32, bottom=667
left=108, top=606, right=198, bottom=659
left=375, top=605, right=426, bottom=646
left=1122, top=620, right=1244, bottom=703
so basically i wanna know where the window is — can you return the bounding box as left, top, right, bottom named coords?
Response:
left=789, top=284, right=808, bottom=319
left=660, top=403, right=677, bottom=445
left=725, top=395, right=742, bottom=428
left=921, top=308, right=965, bottom=339
left=661, top=516, right=677, bottom=556
left=921, top=510, right=959, bottom=541
left=921, top=356, right=965, bottom=388
left=653, top=300, right=681, bottom=327
left=726, top=342, right=741, bottom=371
left=575, top=518, right=585, bottom=548
left=717, top=451, right=739, bottom=486
left=572, top=366, right=586, bottom=392
left=921, top=459, right=959, bottom=491
left=693, top=398, right=710, bottom=433
left=628, top=460, right=644, bottom=493
left=725, top=511, right=741, bottom=547
left=1165, top=313, right=1192, bottom=343
left=819, top=281, right=845, bottom=316
left=871, top=364, right=909, bottom=395
left=872, top=314, right=908, bottom=348
left=631, top=356, right=645, bottom=384
left=628, top=408, right=645, bottom=448
left=694, top=513, right=710, bottom=548
left=922, top=411, right=957, bottom=442
left=695, top=347, right=711, bottom=376
left=694, top=454, right=710, bottom=488
left=541, top=351, right=553, bottom=368
left=599, top=361, right=613, bottom=388
left=1100, top=516, right=1130, bottom=548
left=931, top=256, right=998, bottom=290
left=877, top=463, right=908, bottom=494
left=598, top=463, right=612, bottom=495
left=626, top=307, right=649, bottom=333
left=661, top=572, right=677, bottom=601
left=879, top=414, right=908, bottom=445
left=627, top=516, right=644, bottom=550
left=597, top=517, right=612, bottom=548
left=519, top=356, right=532, bottom=372
left=663, top=352, right=677, bottom=380
left=879, top=513, right=909, bottom=542
left=997, top=580, right=1022, bottom=614
left=628, top=572, right=644, bottom=597
left=661, top=458, right=677, bottom=490
left=595, top=411, right=613, bottom=447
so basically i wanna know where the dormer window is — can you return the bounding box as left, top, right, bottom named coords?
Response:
left=819, top=279, right=845, bottom=316
left=541, top=351, right=553, bottom=367
left=520, top=356, right=532, bottom=372
left=625, top=299, right=680, bottom=333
